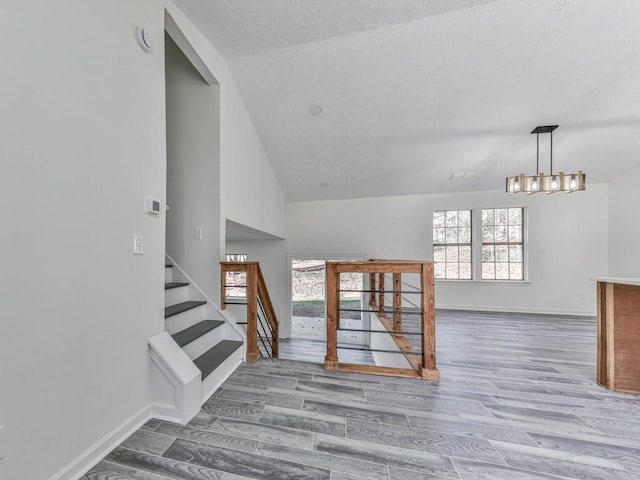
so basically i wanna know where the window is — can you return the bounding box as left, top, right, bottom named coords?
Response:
left=225, top=253, right=247, bottom=262
left=224, top=253, right=247, bottom=298
left=433, top=210, right=472, bottom=280
left=432, top=207, right=526, bottom=281
left=481, top=207, right=524, bottom=280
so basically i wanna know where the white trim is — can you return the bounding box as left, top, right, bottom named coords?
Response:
left=165, top=253, right=246, bottom=349
left=49, top=406, right=151, bottom=480
left=164, top=9, right=218, bottom=86
left=436, top=305, right=596, bottom=317
left=436, top=280, right=532, bottom=286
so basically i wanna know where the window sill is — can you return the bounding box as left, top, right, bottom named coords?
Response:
left=435, top=279, right=531, bottom=286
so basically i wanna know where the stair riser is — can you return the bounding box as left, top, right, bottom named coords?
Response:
left=201, top=346, right=243, bottom=403
left=182, top=328, right=224, bottom=360
left=164, top=266, right=173, bottom=283
left=165, top=307, right=206, bottom=335
left=165, top=286, right=188, bottom=307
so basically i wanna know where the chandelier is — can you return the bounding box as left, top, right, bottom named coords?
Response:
left=506, top=125, right=586, bottom=194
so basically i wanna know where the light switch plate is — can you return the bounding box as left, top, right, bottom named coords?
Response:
left=133, top=235, right=144, bottom=255
left=194, top=228, right=203, bottom=240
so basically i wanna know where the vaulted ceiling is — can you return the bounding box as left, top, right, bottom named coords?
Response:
left=174, top=0, right=640, bottom=201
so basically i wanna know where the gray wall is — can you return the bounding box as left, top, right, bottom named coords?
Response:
left=165, top=34, right=222, bottom=302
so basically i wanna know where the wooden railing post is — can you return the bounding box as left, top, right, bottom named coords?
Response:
left=378, top=273, right=385, bottom=313
left=420, top=262, right=437, bottom=379
left=324, top=262, right=339, bottom=370
left=220, top=263, right=227, bottom=310
left=246, top=263, right=260, bottom=362
left=393, top=273, right=402, bottom=331
left=369, top=272, right=377, bottom=308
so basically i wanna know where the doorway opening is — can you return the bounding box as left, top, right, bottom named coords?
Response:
left=285, top=255, right=373, bottom=365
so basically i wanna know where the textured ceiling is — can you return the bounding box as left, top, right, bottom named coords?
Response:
left=174, top=0, right=640, bottom=201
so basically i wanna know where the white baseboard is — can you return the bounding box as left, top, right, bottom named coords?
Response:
left=436, top=304, right=596, bottom=317
left=49, top=406, right=151, bottom=480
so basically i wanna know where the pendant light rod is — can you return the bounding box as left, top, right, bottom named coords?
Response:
left=550, top=130, right=553, bottom=174
left=536, top=133, right=539, bottom=174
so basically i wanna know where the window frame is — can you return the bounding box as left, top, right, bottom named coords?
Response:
left=432, top=207, right=529, bottom=284
left=479, top=207, right=527, bottom=282
left=432, top=209, right=474, bottom=281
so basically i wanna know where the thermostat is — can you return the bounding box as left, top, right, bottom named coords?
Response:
left=144, top=197, right=161, bottom=216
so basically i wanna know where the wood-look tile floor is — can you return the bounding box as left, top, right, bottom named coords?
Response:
left=83, top=310, right=640, bottom=480
left=279, top=338, right=376, bottom=366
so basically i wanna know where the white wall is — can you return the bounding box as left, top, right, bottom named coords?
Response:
left=165, top=34, right=221, bottom=302
left=608, top=164, right=640, bottom=276
left=0, top=1, right=166, bottom=478
left=0, top=2, right=287, bottom=478
left=285, top=185, right=609, bottom=318
left=163, top=9, right=287, bottom=240
left=226, top=240, right=288, bottom=327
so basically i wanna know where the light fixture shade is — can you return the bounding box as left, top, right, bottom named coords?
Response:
left=561, top=170, right=586, bottom=193
left=524, top=173, right=544, bottom=194
left=506, top=174, right=525, bottom=194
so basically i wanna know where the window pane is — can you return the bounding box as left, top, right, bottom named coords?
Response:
left=482, top=209, right=494, bottom=225
left=510, top=263, right=523, bottom=280
left=495, top=263, right=509, bottom=280
left=458, top=210, right=471, bottom=227
left=482, top=245, right=494, bottom=262
left=482, top=263, right=495, bottom=279
left=509, top=208, right=523, bottom=225
left=495, top=225, right=508, bottom=242
left=434, top=246, right=446, bottom=262
left=446, top=210, right=458, bottom=227
left=446, top=246, right=459, bottom=263
left=509, top=245, right=523, bottom=262
left=496, top=208, right=508, bottom=225
left=482, top=225, right=494, bottom=243
left=434, top=227, right=446, bottom=244
left=459, top=227, right=471, bottom=243
left=459, top=263, right=472, bottom=280
left=459, top=246, right=471, bottom=263
left=508, top=225, right=522, bottom=242
left=433, top=211, right=445, bottom=227
left=446, top=228, right=458, bottom=244
left=446, top=263, right=459, bottom=279
left=495, top=245, right=509, bottom=262
left=434, top=262, right=446, bottom=279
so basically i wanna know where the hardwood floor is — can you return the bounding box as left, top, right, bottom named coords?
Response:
left=83, top=310, right=640, bottom=480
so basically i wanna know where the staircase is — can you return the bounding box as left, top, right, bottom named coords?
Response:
left=164, top=262, right=244, bottom=400
left=149, top=261, right=244, bottom=423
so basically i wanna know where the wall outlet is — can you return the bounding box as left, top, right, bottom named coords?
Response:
left=194, top=228, right=203, bottom=240
left=133, top=235, right=144, bottom=255
left=0, top=424, right=5, bottom=460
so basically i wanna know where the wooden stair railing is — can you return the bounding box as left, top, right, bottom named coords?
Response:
left=221, top=262, right=279, bottom=361
left=325, top=259, right=438, bottom=380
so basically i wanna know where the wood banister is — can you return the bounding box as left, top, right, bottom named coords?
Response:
left=324, top=259, right=438, bottom=381
left=221, top=261, right=279, bottom=361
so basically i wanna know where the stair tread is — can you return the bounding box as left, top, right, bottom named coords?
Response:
left=165, top=282, right=189, bottom=290
left=172, top=320, right=224, bottom=347
left=194, top=340, right=243, bottom=380
left=165, top=300, right=206, bottom=318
